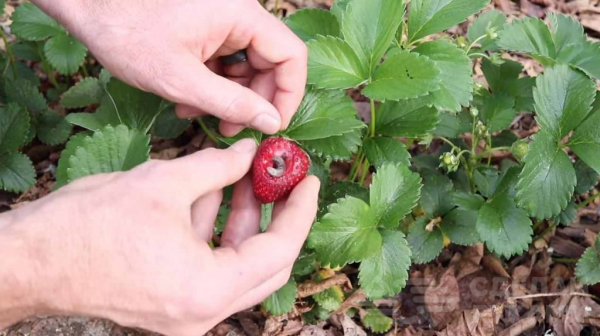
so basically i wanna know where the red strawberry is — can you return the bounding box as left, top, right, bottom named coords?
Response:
left=252, top=137, right=310, bottom=203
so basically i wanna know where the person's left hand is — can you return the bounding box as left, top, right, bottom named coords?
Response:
left=0, top=139, right=320, bottom=335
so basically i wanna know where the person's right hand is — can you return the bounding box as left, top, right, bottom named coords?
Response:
left=32, top=0, right=308, bottom=136
left=0, top=139, right=319, bottom=335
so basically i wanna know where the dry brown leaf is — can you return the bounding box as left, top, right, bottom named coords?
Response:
left=297, top=274, right=352, bottom=299
left=482, top=255, right=510, bottom=279
left=424, top=268, right=461, bottom=329
left=330, top=313, right=367, bottom=336
left=150, top=147, right=184, bottom=160
left=497, top=316, right=537, bottom=336
left=239, top=317, right=261, bottom=336
left=336, top=290, right=367, bottom=314
left=581, top=13, right=600, bottom=33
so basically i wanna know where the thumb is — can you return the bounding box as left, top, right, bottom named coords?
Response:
left=165, top=54, right=282, bottom=134
left=149, top=139, right=258, bottom=203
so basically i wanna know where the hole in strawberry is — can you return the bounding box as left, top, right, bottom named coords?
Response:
left=267, top=156, right=286, bottom=177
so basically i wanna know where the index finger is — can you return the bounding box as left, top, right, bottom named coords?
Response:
left=213, top=176, right=320, bottom=294
left=245, top=9, right=308, bottom=129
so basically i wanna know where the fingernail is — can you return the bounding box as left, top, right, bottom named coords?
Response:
left=230, top=138, right=257, bottom=154
left=251, top=112, right=281, bottom=134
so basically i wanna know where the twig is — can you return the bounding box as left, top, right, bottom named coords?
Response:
left=507, top=291, right=599, bottom=304
left=297, top=274, right=352, bottom=298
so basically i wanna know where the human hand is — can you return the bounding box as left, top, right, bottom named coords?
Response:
left=0, top=139, right=319, bottom=335
left=33, top=0, right=307, bottom=136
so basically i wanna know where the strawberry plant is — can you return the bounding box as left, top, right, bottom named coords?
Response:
left=2, top=0, right=600, bottom=333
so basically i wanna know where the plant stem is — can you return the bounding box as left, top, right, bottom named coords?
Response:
left=0, top=28, right=17, bottom=77
left=465, top=35, right=487, bottom=55
left=578, top=192, right=600, bottom=209
left=468, top=53, right=491, bottom=59
left=534, top=222, right=558, bottom=242
left=437, top=136, right=457, bottom=149
left=80, top=62, right=89, bottom=78
left=349, top=149, right=363, bottom=180
left=274, top=0, right=279, bottom=15
left=486, top=134, right=493, bottom=165
left=479, top=146, right=511, bottom=157
left=552, top=257, right=579, bottom=264
left=359, top=158, right=370, bottom=184
left=369, top=99, right=376, bottom=137
left=197, top=118, right=220, bottom=144
left=47, top=70, right=60, bottom=88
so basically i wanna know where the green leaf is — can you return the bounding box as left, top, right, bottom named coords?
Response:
left=44, top=34, right=88, bottom=75
left=301, top=130, right=362, bottom=161
left=376, top=99, right=440, bottom=137
left=286, top=89, right=364, bottom=161
left=443, top=208, right=479, bottom=246
left=12, top=41, right=42, bottom=62
left=67, top=125, right=150, bottom=183
left=5, top=78, right=47, bottom=113
left=480, top=59, right=535, bottom=112
left=285, top=9, right=340, bottom=42
left=219, top=128, right=263, bottom=146
left=364, top=137, right=411, bottom=169
left=574, top=160, right=599, bottom=195
left=467, top=10, right=506, bottom=51
left=371, top=163, right=422, bottom=229
left=309, top=196, right=381, bottom=267
left=553, top=201, right=577, bottom=226
left=0, top=152, right=35, bottom=193
left=150, top=103, right=190, bottom=139
left=576, top=237, right=600, bottom=285
left=474, top=166, right=500, bottom=199
left=262, top=278, right=297, bottom=315
left=36, top=110, right=72, bottom=146
left=10, top=3, right=65, bottom=41
left=420, top=169, right=454, bottom=218
left=363, top=50, right=441, bottom=101
left=359, top=229, right=411, bottom=300
left=497, top=17, right=556, bottom=61
left=569, top=102, right=600, bottom=174
left=330, top=0, right=350, bottom=23
left=413, top=41, right=473, bottom=112
left=61, top=77, right=105, bottom=108
left=407, top=0, right=489, bottom=43
left=307, top=35, right=368, bottom=89
left=341, top=0, right=405, bottom=71
left=476, top=91, right=516, bottom=133
left=407, top=217, right=444, bottom=264
left=65, top=103, right=121, bottom=132
left=548, top=12, right=585, bottom=55
left=451, top=191, right=484, bottom=211
left=101, top=79, right=164, bottom=132
left=0, top=0, right=4, bottom=16
left=292, top=252, right=316, bottom=277
left=320, top=181, right=369, bottom=217
left=54, top=132, right=90, bottom=190
left=361, top=308, right=394, bottom=333
left=0, top=104, right=29, bottom=152
left=433, top=111, right=471, bottom=138
left=477, top=167, right=533, bottom=258
left=517, top=131, right=576, bottom=219
left=285, top=89, right=365, bottom=141
left=556, top=41, right=600, bottom=81
left=533, top=65, right=596, bottom=139
left=313, top=286, right=344, bottom=311
left=2, top=62, right=41, bottom=89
